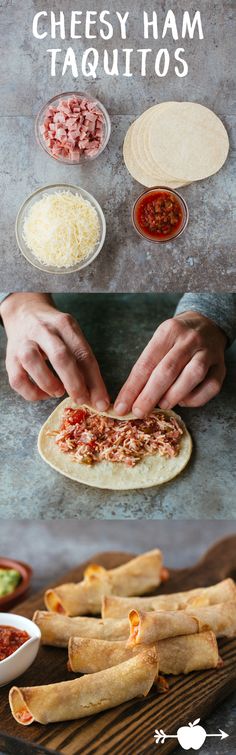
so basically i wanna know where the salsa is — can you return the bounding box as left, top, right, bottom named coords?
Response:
left=0, top=625, right=30, bottom=661
left=133, top=189, right=185, bottom=241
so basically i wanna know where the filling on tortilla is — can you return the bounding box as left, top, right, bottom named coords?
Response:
left=48, top=406, right=183, bottom=467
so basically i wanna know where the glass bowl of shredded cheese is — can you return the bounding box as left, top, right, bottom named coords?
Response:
left=15, top=184, right=106, bottom=273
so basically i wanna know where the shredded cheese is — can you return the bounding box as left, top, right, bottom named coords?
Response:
left=23, top=191, right=100, bottom=267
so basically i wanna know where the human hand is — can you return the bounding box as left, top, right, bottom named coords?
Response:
left=114, top=311, right=227, bottom=417
left=1, top=293, right=110, bottom=408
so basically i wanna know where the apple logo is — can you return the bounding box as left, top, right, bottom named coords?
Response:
left=177, top=719, right=207, bottom=750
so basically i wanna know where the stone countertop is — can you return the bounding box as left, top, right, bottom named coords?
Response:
left=0, top=293, right=235, bottom=519
left=0, top=519, right=236, bottom=754
left=0, top=0, right=235, bottom=292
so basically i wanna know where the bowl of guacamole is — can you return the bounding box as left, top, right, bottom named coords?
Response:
left=0, top=559, right=32, bottom=609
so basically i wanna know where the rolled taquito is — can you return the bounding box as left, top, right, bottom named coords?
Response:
left=9, top=647, right=158, bottom=726
left=129, top=601, right=236, bottom=645
left=68, top=631, right=221, bottom=676
left=44, top=549, right=166, bottom=616
left=33, top=610, right=129, bottom=647
left=102, top=578, right=236, bottom=618
left=128, top=610, right=204, bottom=645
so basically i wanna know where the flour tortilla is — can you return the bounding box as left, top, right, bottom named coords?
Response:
left=148, top=102, right=229, bottom=182
left=132, top=103, right=187, bottom=184
left=38, top=399, right=192, bottom=490
left=123, top=125, right=187, bottom=189
left=123, top=102, right=188, bottom=188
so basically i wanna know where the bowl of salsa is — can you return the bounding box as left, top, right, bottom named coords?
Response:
left=132, top=187, right=189, bottom=243
left=0, top=613, right=41, bottom=686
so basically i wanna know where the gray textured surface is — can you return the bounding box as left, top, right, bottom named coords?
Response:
left=0, top=293, right=235, bottom=519
left=0, top=0, right=236, bottom=292
left=0, top=519, right=236, bottom=753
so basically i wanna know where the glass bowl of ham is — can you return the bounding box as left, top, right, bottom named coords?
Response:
left=35, top=91, right=111, bottom=164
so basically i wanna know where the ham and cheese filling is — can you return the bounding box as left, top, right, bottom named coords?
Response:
left=50, top=407, right=183, bottom=467
left=40, top=95, right=105, bottom=160
left=17, top=709, right=33, bottom=725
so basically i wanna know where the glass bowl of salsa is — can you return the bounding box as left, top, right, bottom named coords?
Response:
left=0, top=613, right=41, bottom=686
left=132, top=187, right=189, bottom=243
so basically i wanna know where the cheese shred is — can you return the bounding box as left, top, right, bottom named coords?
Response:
left=23, top=191, right=100, bottom=267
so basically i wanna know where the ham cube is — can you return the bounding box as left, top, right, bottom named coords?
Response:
left=66, top=117, right=79, bottom=129
left=54, top=112, right=66, bottom=123
left=87, top=101, right=97, bottom=111
left=85, top=113, right=97, bottom=124
left=55, top=128, right=67, bottom=139
left=80, top=98, right=88, bottom=109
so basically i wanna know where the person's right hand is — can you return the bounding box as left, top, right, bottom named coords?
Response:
left=114, top=311, right=227, bottom=417
left=0, top=293, right=110, bottom=409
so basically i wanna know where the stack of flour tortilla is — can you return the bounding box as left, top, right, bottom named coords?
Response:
left=123, top=101, right=229, bottom=187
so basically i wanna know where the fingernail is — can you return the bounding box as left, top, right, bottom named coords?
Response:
left=115, top=402, right=128, bottom=415
left=55, top=389, right=65, bottom=397
left=96, top=400, right=109, bottom=412
left=159, top=401, right=169, bottom=409
left=132, top=407, right=144, bottom=418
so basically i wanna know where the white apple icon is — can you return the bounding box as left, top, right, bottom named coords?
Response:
left=177, top=719, right=207, bottom=750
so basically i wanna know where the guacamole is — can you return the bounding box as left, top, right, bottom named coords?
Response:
left=0, top=568, right=21, bottom=597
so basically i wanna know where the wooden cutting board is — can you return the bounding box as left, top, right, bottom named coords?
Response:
left=1, top=535, right=236, bottom=755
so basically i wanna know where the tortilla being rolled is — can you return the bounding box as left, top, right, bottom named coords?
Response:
left=33, top=611, right=129, bottom=647
left=102, top=578, right=236, bottom=618
left=129, top=602, right=236, bottom=645
left=9, top=647, right=158, bottom=726
left=68, top=631, right=221, bottom=676
left=44, top=549, right=166, bottom=616
left=38, top=399, right=192, bottom=490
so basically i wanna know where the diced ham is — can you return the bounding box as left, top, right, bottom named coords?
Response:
left=65, top=117, right=78, bottom=128
left=85, top=112, right=97, bottom=123
left=55, top=128, right=67, bottom=139
left=41, top=95, right=105, bottom=160
left=54, top=112, right=66, bottom=123
left=87, top=101, right=98, bottom=111
left=80, top=98, right=88, bottom=109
